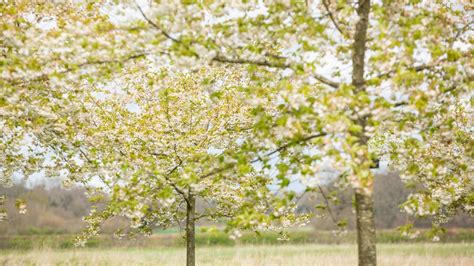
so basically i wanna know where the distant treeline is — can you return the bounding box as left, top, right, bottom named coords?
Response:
left=299, top=173, right=474, bottom=230
left=0, top=172, right=472, bottom=235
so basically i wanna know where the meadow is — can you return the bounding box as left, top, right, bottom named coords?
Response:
left=1, top=229, right=473, bottom=265
left=2, top=228, right=474, bottom=249
left=0, top=243, right=473, bottom=266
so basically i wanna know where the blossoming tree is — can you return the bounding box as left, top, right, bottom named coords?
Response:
left=2, top=1, right=473, bottom=265
left=14, top=61, right=306, bottom=265
left=95, top=69, right=308, bottom=264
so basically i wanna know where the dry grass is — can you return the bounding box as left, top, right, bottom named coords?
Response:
left=0, top=243, right=472, bottom=265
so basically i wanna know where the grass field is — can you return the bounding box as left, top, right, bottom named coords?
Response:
left=0, top=243, right=473, bottom=266
left=2, top=228, right=474, bottom=250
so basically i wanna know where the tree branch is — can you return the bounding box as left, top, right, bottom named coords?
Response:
left=212, top=54, right=340, bottom=89
left=375, top=63, right=436, bottom=80
left=318, top=185, right=339, bottom=225
left=134, top=1, right=180, bottom=43
left=199, top=132, right=327, bottom=180
left=374, top=50, right=471, bottom=81
left=322, top=0, right=346, bottom=37
left=194, top=213, right=210, bottom=221
left=450, top=21, right=473, bottom=48
left=212, top=54, right=289, bottom=68
left=253, top=132, right=327, bottom=162
left=134, top=3, right=340, bottom=89
left=157, top=160, right=190, bottom=205
left=6, top=52, right=150, bottom=86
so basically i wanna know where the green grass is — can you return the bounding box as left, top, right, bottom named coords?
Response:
left=0, top=243, right=473, bottom=265
left=1, top=228, right=473, bottom=250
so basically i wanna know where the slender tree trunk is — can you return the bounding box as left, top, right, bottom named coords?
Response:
left=351, top=1, right=377, bottom=265
left=185, top=195, right=196, bottom=266
left=355, top=190, right=377, bottom=266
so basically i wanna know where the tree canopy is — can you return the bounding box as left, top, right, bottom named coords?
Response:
left=1, top=1, right=472, bottom=265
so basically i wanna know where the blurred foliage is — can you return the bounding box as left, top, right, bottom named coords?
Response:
left=1, top=172, right=473, bottom=236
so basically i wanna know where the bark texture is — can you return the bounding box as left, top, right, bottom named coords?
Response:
left=355, top=190, right=377, bottom=266
left=352, top=0, right=370, bottom=90
left=351, top=1, right=377, bottom=265
left=185, top=195, right=196, bottom=266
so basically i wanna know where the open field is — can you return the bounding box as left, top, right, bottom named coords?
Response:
left=2, top=228, right=474, bottom=250
left=0, top=243, right=473, bottom=266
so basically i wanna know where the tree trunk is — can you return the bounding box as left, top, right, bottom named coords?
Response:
left=355, top=190, right=377, bottom=266
left=351, top=0, right=377, bottom=265
left=185, top=195, right=196, bottom=266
